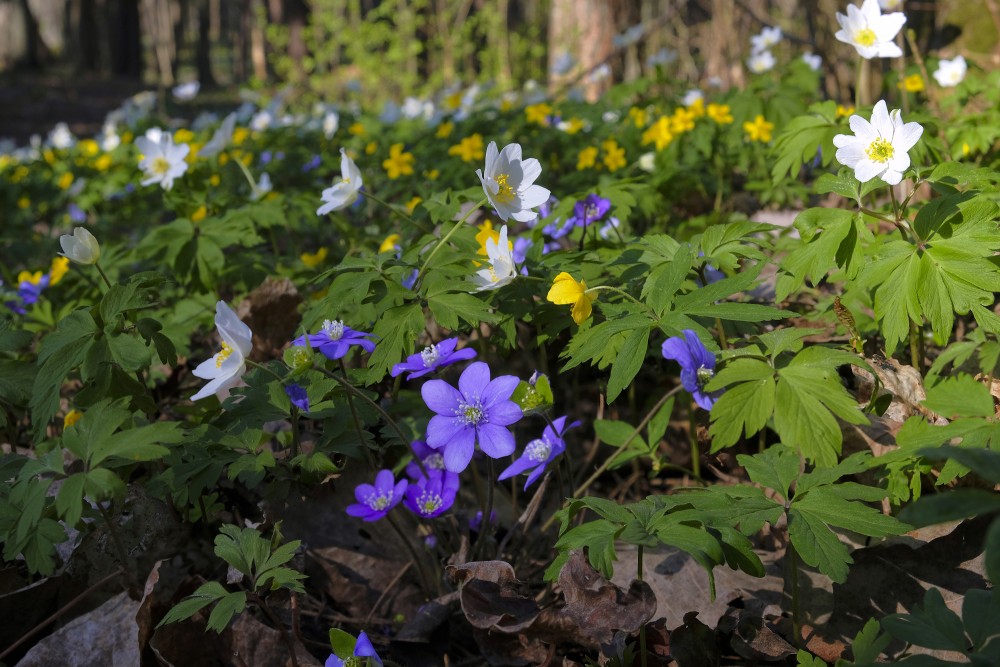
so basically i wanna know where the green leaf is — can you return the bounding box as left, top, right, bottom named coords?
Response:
left=427, top=291, right=496, bottom=329
left=921, top=447, right=1000, bottom=484
left=363, top=302, right=426, bottom=384
left=963, top=589, right=1000, bottom=650
left=106, top=332, right=151, bottom=372
left=771, top=103, right=838, bottom=181
left=607, top=326, right=650, bottom=403
left=793, top=488, right=911, bottom=537
left=986, top=518, right=1000, bottom=585
left=851, top=618, right=892, bottom=664
left=594, top=419, right=646, bottom=451
left=788, top=509, right=851, bottom=583
left=554, top=519, right=622, bottom=579
left=158, top=581, right=228, bottom=627
left=737, top=446, right=800, bottom=501
left=899, top=489, right=1000, bottom=527
left=206, top=591, right=247, bottom=632
left=30, top=310, right=97, bottom=441
left=796, top=650, right=827, bottom=667
left=777, top=208, right=866, bottom=301
left=881, top=588, right=968, bottom=652
left=708, top=374, right=776, bottom=450
left=55, top=472, right=87, bottom=528
left=510, top=374, right=554, bottom=414
left=329, top=628, right=358, bottom=660
left=923, top=375, right=994, bottom=419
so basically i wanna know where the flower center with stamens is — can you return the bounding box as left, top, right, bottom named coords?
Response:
left=585, top=204, right=599, bottom=222
left=458, top=402, right=485, bottom=425
left=343, top=657, right=363, bottom=667
left=420, top=344, right=441, bottom=367
left=365, top=492, right=391, bottom=511
left=151, top=156, right=171, bottom=176
left=424, top=453, right=445, bottom=470
left=493, top=173, right=516, bottom=204
left=854, top=28, right=876, bottom=47
left=696, top=366, right=714, bottom=389
left=416, top=491, right=444, bottom=515
left=215, top=342, right=233, bottom=368
left=322, top=319, right=345, bottom=340
left=865, top=138, right=895, bottom=163
left=525, top=438, right=552, bottom=463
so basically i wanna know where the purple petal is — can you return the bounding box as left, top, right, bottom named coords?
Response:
left=661, top=336, right=695, bottom=371
left=524, top=464, right=549, bottom=490
left=443, top=436, right=475, bottom=472
left=458, top=362, right=491, bottom=401
left=445, top=347, right=477, bottom=364
left=436, top=338, right=459, bottom=355
left=354, top=483, right=376, bottom=504
left=682, top=330, right=716, bottom=370
left=487, top=400, right=522, bottom=427
left=346, top=503, right=373, bottom=519
left=326, top=654, right=345, bottom=667
left=477, top=423, right=516, bottom=458
left=497, top=454, right=536, bottom=481
left=422, top=380, right=463, bottom=415
left=354, top=632, right=381, bottom=664
left=374, top=469, right=395, bottom=494
left=425, top=415, right=469, bottom=449
left=391, top=479, right=408, bottom=506
left=481, top=375, right=520, bottom=407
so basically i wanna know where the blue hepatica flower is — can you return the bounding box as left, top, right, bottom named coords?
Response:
left=284, top=383, right=309, bottom=412
left=469, top=510, right=497, bottom=533
left=404, top=469, right=460, bottom=519
left=302, top=154, right=321, bottom=173
left=421, top=361, right=523, bottom=473
left=293, top=319, right=376, bottom=361
left=662, top=329, right=720, bottom=410
left=325, top=630, right=382, bottom=667
left=498, top=415, right=580, bottom=490
left=570, top=193, right=611, bottom=232
left=18, top=274, right=50, bottom=307
left=391, top=337, right=477, bottom=380
left=405, top=440, right=447, bottom=479
left=346, top=469, right=407, bottom=522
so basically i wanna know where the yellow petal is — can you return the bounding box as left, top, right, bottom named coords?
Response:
left=570, top=295, right=593, bottom=324
left=547, top=272, right=585, bottom=306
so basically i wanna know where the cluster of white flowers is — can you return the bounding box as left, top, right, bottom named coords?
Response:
left=835, top=0, right=905, bottom=59
left=748, top=25, right=781, bottom=74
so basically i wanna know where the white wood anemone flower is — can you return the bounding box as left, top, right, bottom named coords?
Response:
left=834, top=0, right=906, bottom=59
left=933, top=55, right=967, bottom=87
left=191, top=301, right=253, bottom=402
left=135, top=134, right=190, bottom=191
left=317, top=148, right=363, bottom=215
left=833, top=100, right=923, bottom=185
left=476, top=142, right=550, bottom=223
left=58, top=227, right=101, bottom=265
left=471, top=225, right=517, bottom=291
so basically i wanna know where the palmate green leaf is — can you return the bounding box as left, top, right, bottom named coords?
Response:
left=923, top=375, right=994, bottom=419
left=641, top=242, right=691, bottom=316
left=158, top=581, right=228, bottom=627
left=606, top=326, right=650, bottom=403
left=776, top=208, right=868, bottom=301
left=881, top=588, right=969, bottom=652
left=30, top=309, right=98, bottom=441
left=850, top=618, right=893, bottom=665
left=427, top=291, right=497, bottom=330
left=794, top=488, right=910, bottom=537
left=737, top=446, right=800, bottom=501
left=553, top=519, right=622, bottom=580
left=561, top=314, right=650, bottom=372
left=707, top=359, right=776, bottom=451
left=362, top=302, right=425, bottom=384
left=899, top=489, right=1000, bottom=528
left=962, top=589, right=1000, bottom=650
left=787, top=509, right=852, bottom=583
left=206, top=591, right=248, bottom=632
left=770, top=101, right=839, bottom=181
left=55, top=472, right=88, bottom=528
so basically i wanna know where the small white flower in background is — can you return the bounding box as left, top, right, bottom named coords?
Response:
left=250, top=110, right=274, bottom=131
left=48, top=123, right=75, bottom=149
left=250, top=173, right=272, bottom=201
left=99, top=123, right=120, bottom=152
left=199, top=113, right=237, bottom=159
left=477, top=141, right=550, bottom=223
left=191, top=301, right=253, bottom=402
left=613, top=23, right=646, bottom=49
left=380, top=100, right=401, bottom=124
left=933, top=55, right=967, bottom=87
left=472, top=225, right=518, bottom=291
left=682, top=89, right=704, bottom=106
left=833, top=99, right=923, bottom=185
left=646, top=48, right=676, bottom=67
left=750, top=26, right=783, bottom=53
left=835, top=0, right=906, bottom=59
left=317, top=148, right=363, bottom=215
left=143, top=127, right=164, bottom=144
left=586, top=63, right=611, bottom=84
left=552, top=51, right=575, bottom=75
left=803, top=52, right=823, bottom=71
left=878, top=0, right=903, bottom=9
left=59, top=227, right=101, bottom=265
left=601, top=110, right=620, bottom=123
left=135, top=133, right=189, bottom=191
left=638, top=152, right=656, bottom=173
left=322, top=110, right=339, bottom=138
left=747, top=50, right=776, bottom=73
left=172, top=81, right=200, bottom=101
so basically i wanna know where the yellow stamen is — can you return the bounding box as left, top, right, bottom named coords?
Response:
left=866, top=138, right=895, bottom=163
left=215, top=342, right=233, bottom=367
left=854, top=28, right=876, bottom=47
left=151, top=156, right=171, bottom=175
left=493, top=173, right=515, bottom=204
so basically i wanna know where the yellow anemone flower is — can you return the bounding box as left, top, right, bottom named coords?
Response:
left=547, top=272, right=596, bottom=324
left=382, top=143, right=414, bottom=179
left=64, top=409, right=83, bottom=428
left=380, top=234, right=401, bottom=253
left=577, top=146, right=598, bottom=171
left=301, top=247, right=328, bottom=268
left=743, top=115, right=775, bottom=142
left=49, top=256, right=71, bottom=285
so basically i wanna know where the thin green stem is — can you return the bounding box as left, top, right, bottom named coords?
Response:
left=363, top=190, right=433, bottom=235
left=638, top=544, right=648, bottom=667
left=541, top=385, right=683, bottom=533
left=584, top=285, right=657, bottom=318
left=93, top=262, right=113, bottom=290
left=414, top=197, right=488, bottom=288
left=289, top=406, right=301, bottom=459
left=339, top=360, right=375, bottom=468
left=386, top=511, right=436, bottom=595
left=473, top=458, right=497, bottom=560
left=788, top=543, right=802, bottom=648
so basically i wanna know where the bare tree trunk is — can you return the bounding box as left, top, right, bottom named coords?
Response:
left=548, top=0, right=614, bottom=101
left=195, top=0, right=216, bottom=85
left=250, top=0, right=266, bottom=81
left=18, top=0, right=51, bottom=68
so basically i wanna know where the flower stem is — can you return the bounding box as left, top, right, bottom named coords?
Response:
left=386, top=511, right=436, bottom=595
left=339, top=360, right=375, bottom=468
left=541, top=385, right=683, bottom=533
left=250, top=592, right=300, bottom=667
left=584, top=285, right=657, bottom=319
left=363, top=190, right=433, bottom=235
left=473, top=458, right=497, bottom=561
left=93, top=262, right=113, bottom=290
left=414, top=197, right=488, bottom=289
left=638, top=544, right=648, bottom=667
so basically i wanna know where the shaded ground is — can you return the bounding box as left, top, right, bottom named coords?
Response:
left=0, top=69, right=147, bottom=143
